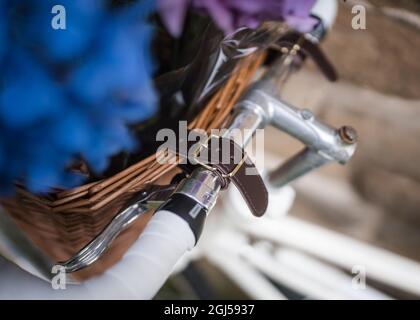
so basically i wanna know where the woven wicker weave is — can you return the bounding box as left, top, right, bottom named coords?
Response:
left=1, top=52, right=265, bottom=280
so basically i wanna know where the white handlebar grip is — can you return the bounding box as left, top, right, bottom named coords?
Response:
left=85, top=209, right=196, bottom=299
left=0, top=210, right=195, bottom=299
left=85, top=173, right=217, bottom=299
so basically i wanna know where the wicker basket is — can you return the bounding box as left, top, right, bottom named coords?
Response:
left=0, top=52, right=265, bottom=280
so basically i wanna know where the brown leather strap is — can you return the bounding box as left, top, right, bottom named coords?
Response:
left=168, top=133, right=268, bottom=217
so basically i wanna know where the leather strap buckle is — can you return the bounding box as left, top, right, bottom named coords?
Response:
left=191, top=134, right=248, bottom=178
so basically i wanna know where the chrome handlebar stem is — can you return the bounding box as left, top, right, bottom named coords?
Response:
left=233, top=57, right=358, bottom=188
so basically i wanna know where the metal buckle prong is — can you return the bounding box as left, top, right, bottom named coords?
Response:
left=191, top=134, right=247, bottom=178
left=224, top=153, right=248, bottom=178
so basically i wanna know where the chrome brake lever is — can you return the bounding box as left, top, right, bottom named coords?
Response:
left=60, top=185, right=176, bottom=273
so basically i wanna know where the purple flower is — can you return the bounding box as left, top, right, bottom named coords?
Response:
left=158, top=0, right=317, bottom=37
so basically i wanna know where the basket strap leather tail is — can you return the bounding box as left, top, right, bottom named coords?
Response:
left=170, top=133, right=268, bottom=217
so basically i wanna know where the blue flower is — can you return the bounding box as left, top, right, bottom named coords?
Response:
left=0, top=1, right=10, bottom=61
left=0, top=0, right=157, bottom=195
left=16, top=0, right=105, bottom=62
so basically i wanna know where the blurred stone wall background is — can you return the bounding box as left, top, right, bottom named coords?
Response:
left=267, top=0, right=420, bottom=260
